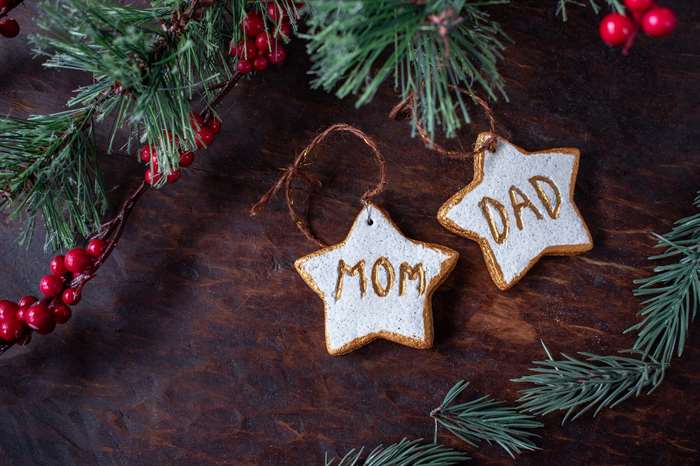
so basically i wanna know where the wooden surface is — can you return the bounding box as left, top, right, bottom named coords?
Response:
left=1, top=2, right=699, bottom=465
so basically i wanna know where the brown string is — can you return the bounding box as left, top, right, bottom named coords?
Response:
left=249, top=124, right=387, bottom=247
left=389, top=87, right=499, bottom=159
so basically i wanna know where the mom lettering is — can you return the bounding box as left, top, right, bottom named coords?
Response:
left=334, top=258, right=426, bottom=300
left=478, top=175, right=561, bottom=244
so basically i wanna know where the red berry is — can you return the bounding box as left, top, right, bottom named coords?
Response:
left=278, top=22, right=292, bottom=39
left=237, top=59, right=254, bottom=74
left=624, top=0, right=653, bottom=13
left=51, top=303, right=71, bottom=324
left=18, top=296, right=37, bottom=308
left=0, top=315, right=25, bottom=342
left=189, top=111, right=206, bottom=132
left=139, top=144, right=156, bottom=163
left=195, top=127, right=216, bottom=148
left=642, top=7, right=676, bottom=37
left=268, top=46, right=286, bottom=65
left=253, top=56, right=269, bottom=71
left=25, top=303, right=55, bottom=334
left=145, top=168, right=161, bottom=185
left=243, top=12, right=264, bottom=37
left=50, top=255, right=68, bottom=276
left=236, top=40, right=257, bottom=60
left=64, top=247, right=93, bottom=274
left=267, top=2, right=285, bottom=22
left=62, top=288, right=81, bottom=305
left=86, top=238, right=106, bottom=257
left=39, top=274, right=64, bottom=297
left=599, top=13, right=634, bottom=47
left=167, top=170, right=181, bottom=184
left=179, top=151, right=195, bottom=167
left=0, top=18, right=19, bottom=38
left=16, top=306, right=28, bottom=322
left=255, top=32, right=272, bottom=51
left=208, top=118, right=221, bottom=135
left=0, top=300, right=18, bottom=321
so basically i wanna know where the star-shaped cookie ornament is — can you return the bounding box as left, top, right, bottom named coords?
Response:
left=438, top=133, right=592, bottom=290
left=294, top=203, right=458, bottom=356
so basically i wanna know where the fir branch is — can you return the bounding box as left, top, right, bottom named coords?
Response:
left=555, top=0, right=624, bottom=21
left=515, top=193, right=700, bottom=422
left=625, top=192, right=700, bottom=367
left=304, top=0, right=508, bottom=142
left=0, top=109, right=106, bottom=251
left=31, top=0, right=228, bottom=174
left=325, top=438, right=468, bottom=466
left=2, top=0, right=229, bottom=249
left=514, top=346, right=666, bottom=423
left=431, top=380, right=542, bottom=458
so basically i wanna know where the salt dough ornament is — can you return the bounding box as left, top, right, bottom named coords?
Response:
left=438, top=132, right=592, bottom=290
left=295, top=203, right=458, bottom=355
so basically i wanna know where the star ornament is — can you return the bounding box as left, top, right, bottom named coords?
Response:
left=294, top=203, right=459, bottom=356
left=438, top=133, right=593, bottom=290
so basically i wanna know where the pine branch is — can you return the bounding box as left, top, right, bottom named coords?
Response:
left=514, top=193, right=700, bottom=422
left=555, top=0, right=624, bottom=21
left=325, top=438, right=469, bottom=466
left=304, top=0, right=509, bottom=142
left=431, top=380, right=542, bottom=458
left=1, top=0, right=230, bottom=250
left=514, top=345, right=666, bottom=423
left=31, top=0, right=231, bottom=172
left=0, top=109, right=106, bottom=251
left=625, top=192, right=700, bottom=367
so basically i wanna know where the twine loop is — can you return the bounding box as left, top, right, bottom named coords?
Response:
left=389, top=87, right=499, bottom=159
left=249, top=124, right=386, bottom=247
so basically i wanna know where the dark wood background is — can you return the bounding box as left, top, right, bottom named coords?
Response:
left=1, top=1, right=698, bottom=465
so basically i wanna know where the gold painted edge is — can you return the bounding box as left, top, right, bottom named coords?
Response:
left=294, top=203, right=459, bottom=356
left=436, top=132, right=593, bottom=291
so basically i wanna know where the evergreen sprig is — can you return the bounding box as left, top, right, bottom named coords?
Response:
left=431, top=380, right=542, bottom=458
left=304, top=0, right=509, bottom=142
left=0, top=109, right=105, bottom=250
left=514, top=346, right=665, bottom=423
left=325, top=438, right=469, bottom=466
left=0, top=0, right=238, bottom=250
left=515, top=192, right=700, bottom=422
left=626, top=192, right=700, bottom=368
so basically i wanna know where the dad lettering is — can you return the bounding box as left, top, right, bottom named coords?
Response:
left=478, top=176, right=561, bottom=244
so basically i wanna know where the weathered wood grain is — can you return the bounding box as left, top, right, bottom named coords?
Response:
left=0, top=1, right=698, bottom=465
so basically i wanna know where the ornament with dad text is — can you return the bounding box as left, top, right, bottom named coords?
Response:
left=295, top=203, right=458, bottom=355
left=437, top=133, right=592, bottom=290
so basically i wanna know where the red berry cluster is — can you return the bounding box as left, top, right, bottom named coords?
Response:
left=140, top=111, right=221, bottom=186
left=599, top=0, right=676, bottom=52
left=230, top=2, right=300, bottom=73
left=0, top=239, right=105, bottom=343
left=0, top=0, right=21, bottom=38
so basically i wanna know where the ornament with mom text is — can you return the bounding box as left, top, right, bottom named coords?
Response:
left=295, top=203, right=458, bottom=355
left=438, top=133, right=592, bottom=290
left=250, top=124, right=458, bottom=356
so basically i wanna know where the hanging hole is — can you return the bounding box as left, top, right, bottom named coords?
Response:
left=367, top=218, right=374, bottom=226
